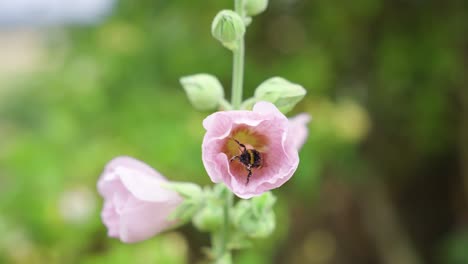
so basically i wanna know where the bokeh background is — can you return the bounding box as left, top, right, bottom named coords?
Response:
left=1, top=0, right=467, bottom=263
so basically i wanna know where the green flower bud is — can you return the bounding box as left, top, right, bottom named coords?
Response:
left=251, top=191, right=276, bottom=217
left=192, top=205, right=223, bottom=232
left=244, top=0, right=269, bottom=16
left=211, top=10, right=246, bottom=50
left=240, top=97, right=257, bottom=110
left=169, top=200, right=201, bottom=222
left=164, top=182, right=204, bottom=222
left=180, top=74, right=225, bottom=111
left=232, top=192, right=277, bottom=238
left=227, top=233, right=253, bottom=250
left=246, top=211, right=275, bottom=238
left=192, top=184, right=230, bottom=232
left=254, top=77, right=307, bottom=114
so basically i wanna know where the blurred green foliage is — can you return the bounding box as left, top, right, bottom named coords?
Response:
left=0, top=0, right=467, bottom=263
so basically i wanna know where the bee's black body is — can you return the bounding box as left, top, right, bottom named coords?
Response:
left=230, top=138, right=263, bottom=184
left=238, top=149, right=262, bottom=169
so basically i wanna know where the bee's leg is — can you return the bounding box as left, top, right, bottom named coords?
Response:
left=232, top=138, right=247, bottom=152
left=246, top=166, right=252, bottom=185
left=230, top=156, right=239, bottom=162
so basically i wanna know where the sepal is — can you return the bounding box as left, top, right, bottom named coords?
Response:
left=192, top=184, right=229, bottom=232
left=163, top=182, right=203, bottom=222
left=180, top=74, right=225, bottom=111
left=232, top=192, right=276, bottom=238
left=244, top=0, right=269, bottom=16
left=253, top=77, right=306, bottom=114
left=211, top=10, right=246, bottom=50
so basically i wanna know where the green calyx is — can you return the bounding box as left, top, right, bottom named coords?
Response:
left=244, top=0, right=269, bottom=16
left=232, top=192, right=276, bottom=238
left=211, top=10, right=246, bottom=50
left=180, top=73, right=225, bottom=111
left=192, top=185, right=228, bottom=232
left=245, top=77, right=307, bottom=113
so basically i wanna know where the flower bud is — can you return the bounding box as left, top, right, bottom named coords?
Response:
left=244, top=0, right=269, bottom=16
left=180, top=74, right=225, bottom=111
left=97, top=156, right=183, bottom=243
left=250, top=191, right=276, bottom=216
left=254, top=77, right=306, bottom=114
left=192, top=205, right=223, bottom=232
left=211, top=10, right=246, bottom=50
left=164, top=183, right=204, bottom=222
left=169, top=200, right=200, bottom=222
left=192, top=184, right=228, bottom=232
left=232, top=192, right=276, bottom=238
left=240, top=97, right=257, bottom=110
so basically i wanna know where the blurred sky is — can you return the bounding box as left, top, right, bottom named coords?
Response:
left=0, top=0, right=115, bottom=83
left=0, top=0, right=115, bottom=26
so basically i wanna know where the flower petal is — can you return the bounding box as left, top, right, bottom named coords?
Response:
left=98, top=156, right=164, bottom=198
left=117, top=166, right=179, bottom=202
left=118, top=199, right=180, bottom=243
left=97, top=156, right=183, bottom=243
left=288, top=113, right=311, bottom=150
left=202, top=102, right=301, bottom=198
left=252, top=101, right=285, bottom=117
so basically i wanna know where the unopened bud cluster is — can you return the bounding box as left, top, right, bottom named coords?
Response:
left=233, top=192, right=276, bottom=238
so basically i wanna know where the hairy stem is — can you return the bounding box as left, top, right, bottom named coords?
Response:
left=214, top=1, right=245, bottom=263
left=231, top=0, right=245, bottom=109
left=215, top=190, right=234, bottom=264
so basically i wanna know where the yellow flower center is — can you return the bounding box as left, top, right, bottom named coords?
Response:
left=221, top=125, right=270, bottom=182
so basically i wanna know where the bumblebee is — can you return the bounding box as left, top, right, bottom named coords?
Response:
left=230, top=138, right=262, bottom=184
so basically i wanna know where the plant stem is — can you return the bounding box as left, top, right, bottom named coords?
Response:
left=213, top=1, right=245, bottom=263
left=216, top=190, right=234, bottom=263
left=219, top=98, right=233, bottom=110
left=231, top=0, right=245, bottom=109
left=212, top=186, right=234, bottom=263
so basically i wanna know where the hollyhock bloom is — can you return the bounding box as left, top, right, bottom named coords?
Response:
left=288, top=113, right=312, bottom=150
left=202, top=101, right=310, bottom=199
left=97, top=156, right=182, bottom=243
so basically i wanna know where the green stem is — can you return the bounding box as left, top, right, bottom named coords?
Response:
left=221, top=196, right=229, bottom=254
left=231, top=0, right=245, bottom=109
left=212, top=186, right=234, bottom=263
left=213, top=1, right=245, bottom=263
left=216, top=190, right=234, bottom=263
left=219, top=98, right=233, bottom=110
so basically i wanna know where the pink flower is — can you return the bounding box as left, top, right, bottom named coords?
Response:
left=202, top=101, right=310, bottom=199
left=97, top=156, right=182, bottom=243
left=288, top=113, right=312, bottom=150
